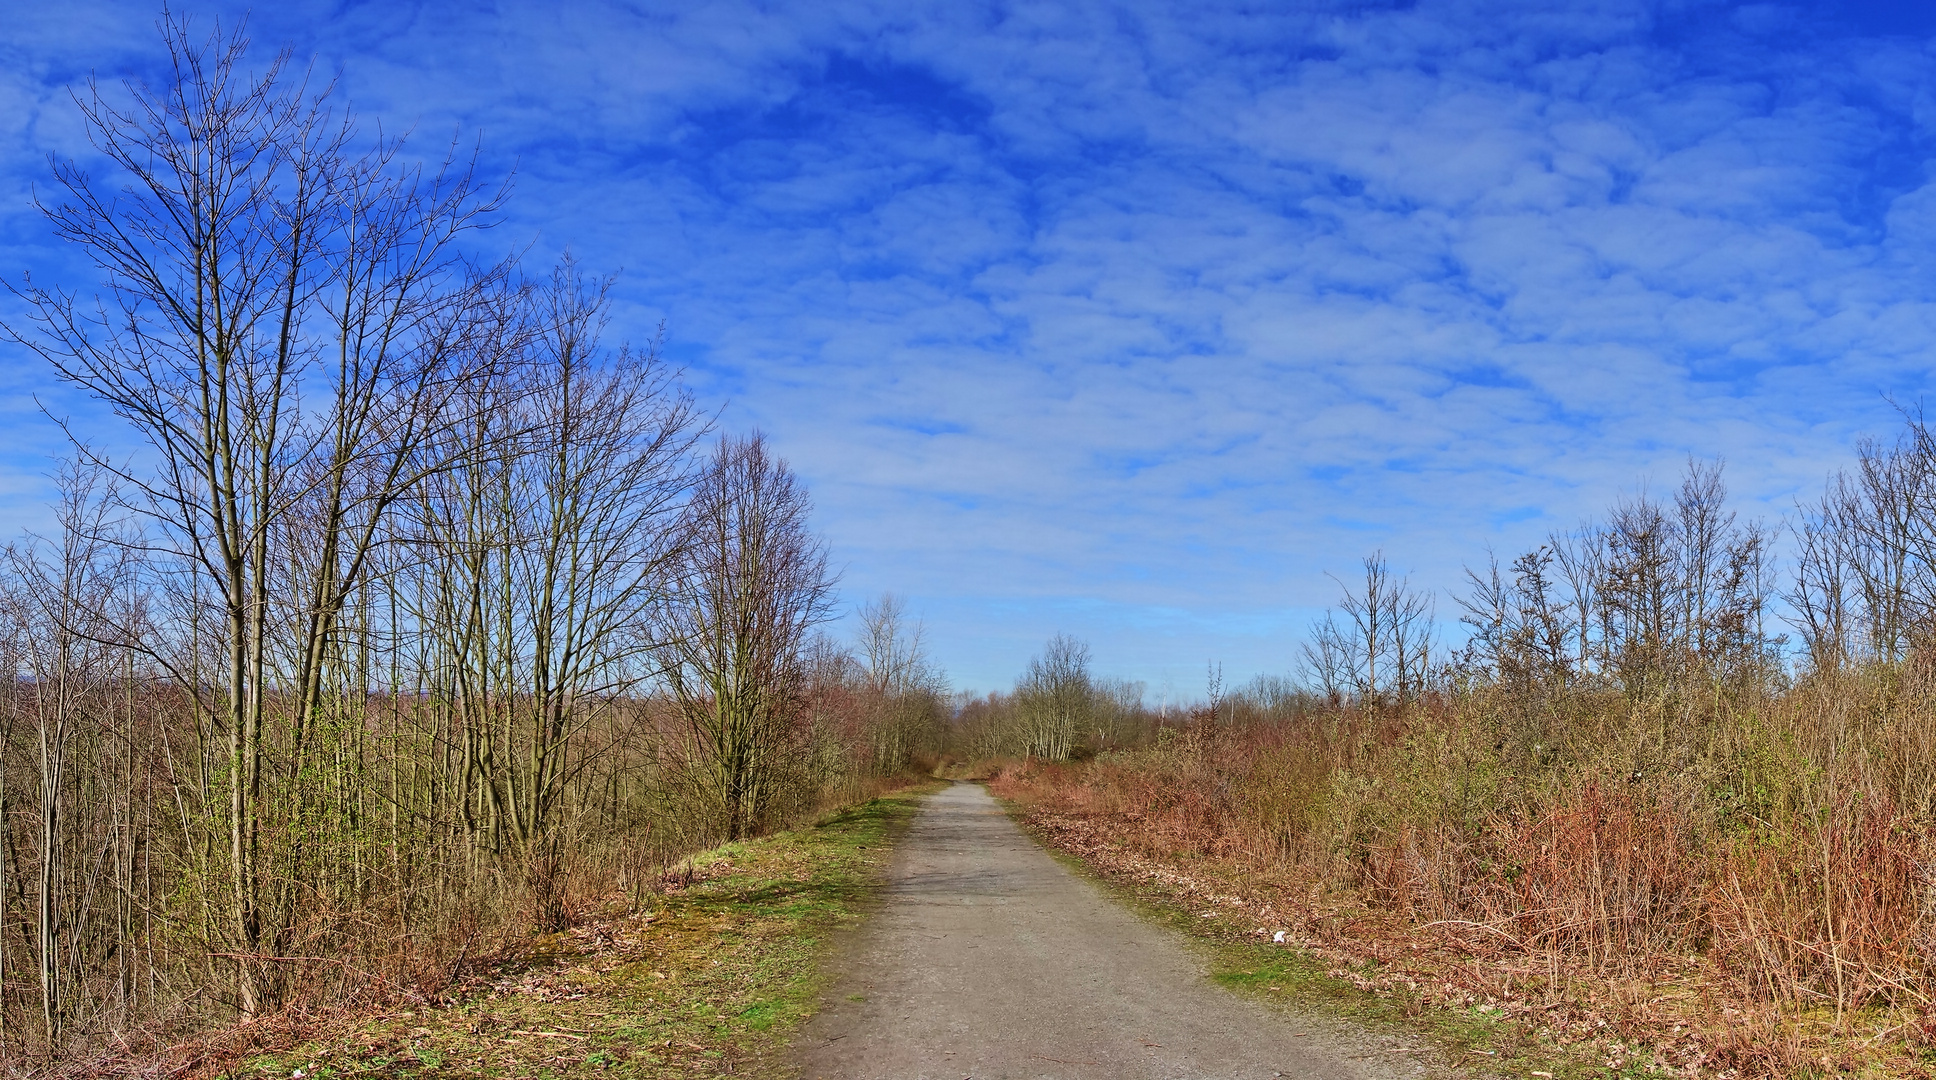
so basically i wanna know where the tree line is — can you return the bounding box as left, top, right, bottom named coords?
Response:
left=970, top=438, right=1936, bottom=767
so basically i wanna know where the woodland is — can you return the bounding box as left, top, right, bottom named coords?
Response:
left=0, top=20, right=949, bottom=1062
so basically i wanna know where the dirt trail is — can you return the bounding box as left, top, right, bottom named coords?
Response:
left=795, top=782, right=1445, bottom=1080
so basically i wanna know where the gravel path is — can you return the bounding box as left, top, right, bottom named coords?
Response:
left=795, top=782, right=1444, bottom=1080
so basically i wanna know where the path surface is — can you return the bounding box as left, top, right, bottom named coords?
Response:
left=795, top=782, right=1439, bottom=1080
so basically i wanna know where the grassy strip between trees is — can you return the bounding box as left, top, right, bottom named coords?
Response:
left=216, top=786, right=936, bottom=1080
left=989, top=781, right=1934, bottom=1080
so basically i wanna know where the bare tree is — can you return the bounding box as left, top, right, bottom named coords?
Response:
left=654, top=434, right=835, bottom=840
left=1017, top=634, right=1093, bottom=760
left=1459, top=461, right=1772, bottom=696
left=1458, top=546, right=1573, bottom=691
left=1601, top=490, right=1675, bottom=690
left=1319, top=552, right=1434, bottom=706
left=856, top=594, right=943, bottom=773
left=856, top=595, right=921, bottom=692
left=0, top=465, right=142, bottom=1043
left=0, top=13, right=921, bottom=1054
left=501, top=269, right=699, bottom=852
left=1551, top=523, right=1604, bottom=675
left=390, top=263, right=701, bottom=927
left=1299, top=611, right=1354, bottom=704
left=1829, top=433, right=1926, bottom=660
left=1090, top=677, right=1150, bottom=749
left=412, top=265, right=700, bottom=855
left=1789, top=491, right=1856, bottom=674
left=1337, top=558, right=1390, bottom=701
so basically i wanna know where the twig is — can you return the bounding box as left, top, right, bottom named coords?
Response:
left=1419, top=920, right=1527, bottom=949
left=510, top=1029, right=587, bottom=1040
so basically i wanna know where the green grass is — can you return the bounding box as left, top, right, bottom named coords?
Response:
left=226, top=787, right=936, bottom=1080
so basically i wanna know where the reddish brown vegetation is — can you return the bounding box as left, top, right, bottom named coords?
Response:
left=989, top=689, right=1936, bottom=1078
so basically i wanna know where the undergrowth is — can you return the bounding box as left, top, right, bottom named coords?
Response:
left=186, top=785, right=936, bottom=1080
left=986, top=667, right=1936, bottom=1080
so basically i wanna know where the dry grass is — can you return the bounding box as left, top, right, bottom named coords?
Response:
left=988, top=669, right=1936, bottom=1079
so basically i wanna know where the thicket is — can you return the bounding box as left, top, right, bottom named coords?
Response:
left=984, top=448, right=1936, bottom=1070
left=0, top=19, right=944, bottom=1066
left=950, top=633, right=1159, bottom=761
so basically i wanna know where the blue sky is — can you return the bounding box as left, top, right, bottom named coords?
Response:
left=5, top=1, right=1936, bottom=695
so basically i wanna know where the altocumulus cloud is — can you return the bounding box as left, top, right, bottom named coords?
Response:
left=4, top=0, right=1936, bottom=690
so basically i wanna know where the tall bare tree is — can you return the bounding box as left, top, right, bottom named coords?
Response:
left=654, top=434, right=835, bottom=840
left=399, top=264, right=700, bottom=926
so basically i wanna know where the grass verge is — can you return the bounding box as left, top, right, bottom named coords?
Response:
left=223, top=788, right=936, bottom=1080
left=989, top=789, right=1721, bottom=1080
